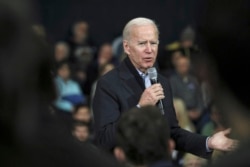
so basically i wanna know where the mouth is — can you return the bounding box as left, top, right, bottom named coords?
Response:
left=143, top=57, right=154, bottom=62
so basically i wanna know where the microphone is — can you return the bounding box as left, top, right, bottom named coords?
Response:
left=147, top=67, right=165, bottom=115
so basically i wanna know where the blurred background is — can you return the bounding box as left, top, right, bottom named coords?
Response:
left=34, top=0, right=206, bottom=47
left=1, top=0, right=249, bottom=166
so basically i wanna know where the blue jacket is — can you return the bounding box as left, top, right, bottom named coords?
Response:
left=54, top=76, right=85, bottom=112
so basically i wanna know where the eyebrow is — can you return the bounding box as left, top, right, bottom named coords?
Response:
left=137, top=40, right=158, bottom=43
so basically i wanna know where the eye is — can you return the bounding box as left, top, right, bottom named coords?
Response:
left=138, top=42, right=146, bottom=46
left=150, top=41, right=158, bottom=45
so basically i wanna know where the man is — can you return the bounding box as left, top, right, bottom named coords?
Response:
left=114, top=106, right=173, bottom=167
left=93, top=17, right=236, bottom=158
left=170, top=56, right=205, bottom=132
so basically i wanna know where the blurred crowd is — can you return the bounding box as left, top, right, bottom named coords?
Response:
left=31, top=19, right=228, bottom=167
left=1, top=0, right=250, bottom=166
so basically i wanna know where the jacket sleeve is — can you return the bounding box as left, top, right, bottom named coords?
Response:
left=92, top=78, right=120, bottom=151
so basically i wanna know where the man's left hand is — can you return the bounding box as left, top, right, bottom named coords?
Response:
left=208, top=128, right=238, bottom=151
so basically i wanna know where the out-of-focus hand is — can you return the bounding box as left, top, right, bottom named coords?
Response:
left=138, top=83, right=164, bottom=107
left=208, top=128, right=239, bottom=151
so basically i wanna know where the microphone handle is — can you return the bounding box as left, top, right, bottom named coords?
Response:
left=150, top=79, right=165, bottom=115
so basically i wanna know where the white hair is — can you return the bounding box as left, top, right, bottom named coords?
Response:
left=122, top=17, right=159, bottom=40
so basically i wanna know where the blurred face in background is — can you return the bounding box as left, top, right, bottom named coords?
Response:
left=181, top=39, right=194, bottom=49
left=98, top=44, right=113, bottom=65
left=171, top=50, right=184, bottom=67
left=55, top=43, right=69, bottom=62
left=73, top=21, right=89, bottom=43
left=175, top=56, right=190, bottom=76
left=123, top=24, right=159, bottom=73
left=73, top=125, right=89, bottom=142
left=58, top=64, right=70, bottom=81
left=73, top=106, right=91, bottom=123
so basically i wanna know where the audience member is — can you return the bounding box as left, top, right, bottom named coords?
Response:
left=172, top=98, right=196, bottom=166
left=85, top=43, right=117, bottom=96
left=72, top=121, right=90, bottom=143
left=54, top=60, right=86, bottom=113
left=114, top=106, right=173, bottom=167
left=201, top=104, right=225, bottom=137
left=72, top=104, right=94, bottom=140
left=179, top=26, right=200, bottom=59
left=111, top=35, right=126, bottom=62
left=65, top=21, right=96, bottom=95
left=170, top=56, right=205, bottom=131
left=66, top=20, right=95, bottom=66
left=54, top=41, right=70, bottom=62
left=162, top=48, right=186, bottom=78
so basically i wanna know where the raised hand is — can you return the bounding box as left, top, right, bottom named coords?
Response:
left=208, top=128, right=239, bottom=151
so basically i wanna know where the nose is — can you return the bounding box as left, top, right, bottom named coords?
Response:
left=145, top=42, right=152, bottom=53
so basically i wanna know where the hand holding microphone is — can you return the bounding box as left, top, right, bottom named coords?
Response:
left=138, top=67, right=165, bottom=114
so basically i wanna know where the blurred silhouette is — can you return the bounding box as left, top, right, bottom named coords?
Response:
left=170, top=56, right=208, bottom=133
left=0, top=1, right=120, bottom=167
left=196, top=0, right=250, bottom=166
left=114, top=106, right=173, bottom=167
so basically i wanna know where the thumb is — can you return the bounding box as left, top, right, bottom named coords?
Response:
left=223, top=128, right=231, bottom=135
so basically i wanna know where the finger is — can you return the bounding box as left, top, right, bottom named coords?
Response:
left=223, top=128, right=231, bottom=135
left=150, top=84, right=161, bottom=90
left=155, top=94, right=165, bottom=100
left=154, top=88, right=164, bottom=94
left=228, top=140, right=237, bottom=151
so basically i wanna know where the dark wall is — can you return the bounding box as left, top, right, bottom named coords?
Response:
left=35, top=0, right=205, bottom=47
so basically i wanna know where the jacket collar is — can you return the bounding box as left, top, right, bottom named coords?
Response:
left=119, top=56, right=145, bottom=90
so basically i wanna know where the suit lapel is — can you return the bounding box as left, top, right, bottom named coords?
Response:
left=118, top=57, right=145, bottom=108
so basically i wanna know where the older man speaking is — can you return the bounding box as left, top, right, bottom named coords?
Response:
left=93, top=17, right=237, bottom=158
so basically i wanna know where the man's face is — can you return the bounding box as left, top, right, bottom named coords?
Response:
left=123, top=24, right=159, bottom=72
left=176, top=57, right=190, bottom=76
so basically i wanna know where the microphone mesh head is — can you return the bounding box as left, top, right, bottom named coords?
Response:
left=147, top=67, right=157, bottom=80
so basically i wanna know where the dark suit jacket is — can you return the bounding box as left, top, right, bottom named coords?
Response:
left=93, top=57, right=211, bottom=158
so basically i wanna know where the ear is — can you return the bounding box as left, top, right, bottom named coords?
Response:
left=114, top=147, right=126, bottom=162
left=123, top=40, right=130, bottom=55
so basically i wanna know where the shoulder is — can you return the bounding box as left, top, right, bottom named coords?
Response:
left=96, top=67, right=120, bottom=89
left=68, top=79, right=81, bottom=89
left=98, top=68, right=119, bottom=83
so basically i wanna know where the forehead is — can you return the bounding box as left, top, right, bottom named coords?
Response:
left=130, top=24, right=158, bottom=40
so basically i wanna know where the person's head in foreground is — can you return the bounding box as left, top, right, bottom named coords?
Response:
left=123, top=17, right=159, bottom=73
left=114, top=106, right=172, bottom=167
